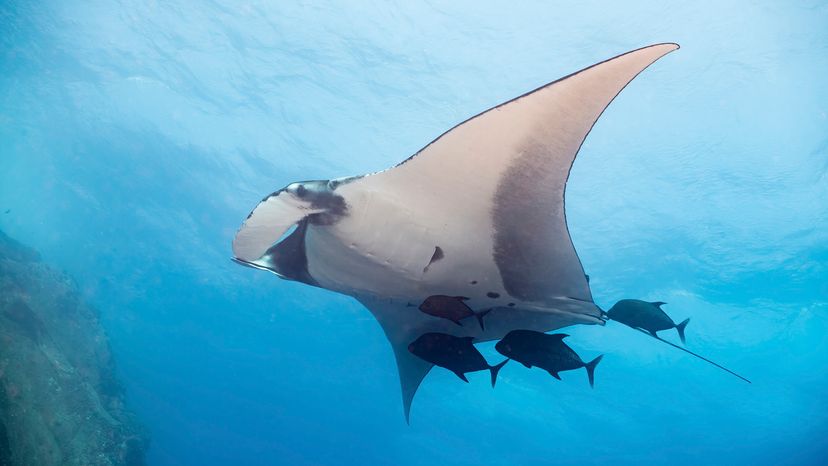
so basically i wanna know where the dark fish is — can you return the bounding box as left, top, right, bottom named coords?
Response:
left=408, top=332, right=508, bottom=386
left=606, top=299, right=689, bottom=343
left=607, top=299, right=751, bottom=383
left=418, top=295, right=491, bottom=330
left=495, top=330, right=603, bottom=387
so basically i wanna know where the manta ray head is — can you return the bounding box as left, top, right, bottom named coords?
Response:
left=232, top=179, right=347, bottom=265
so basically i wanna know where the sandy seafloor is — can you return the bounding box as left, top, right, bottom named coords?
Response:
left=1, top=1, right=827, bottom=464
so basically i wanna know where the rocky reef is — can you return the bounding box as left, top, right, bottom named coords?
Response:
left=0, top=230, right=147, bottom=465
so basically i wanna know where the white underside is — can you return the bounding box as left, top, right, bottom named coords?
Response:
left=304, top=185, right=603, bottom=338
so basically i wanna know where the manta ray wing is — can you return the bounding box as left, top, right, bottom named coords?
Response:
left=336, top=43, right=677, bottom=305
left=334, top=43, right=678, bottom=418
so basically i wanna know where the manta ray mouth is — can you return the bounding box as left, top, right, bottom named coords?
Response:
left=232, top=221, right=301, bottom=270
left=233, top=219, right=319, bottom=286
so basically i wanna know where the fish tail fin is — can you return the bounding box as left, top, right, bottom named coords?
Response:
left=585, top=354, right=603, bottom=388
left=490, top=359, right=509, bottom=387
left=475, top=309, right=492, bottom=331
left=676, top=318, right=690, bottom=344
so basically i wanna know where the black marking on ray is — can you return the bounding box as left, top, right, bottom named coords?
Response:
left=486, top=292, right=500, bottom=299
left=303, top=180, right=348, bottom=224
left=508, top=303, right=515, bottom=307
left=422, top=246, right=444, bottom=273
left=254, top=219, right=319, bottom=287
left=491, top=139, right=585, bottom=302
left=470, top=280, right=478, bottom=285
left=247, top=180, right=348, bottom=224
left=489, top=45, right=677, bottom=303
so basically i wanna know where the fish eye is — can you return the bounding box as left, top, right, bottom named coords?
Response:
left=295, top=184, right=307, bottom=197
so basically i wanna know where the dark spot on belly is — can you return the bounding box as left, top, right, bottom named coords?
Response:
left=486, top=292, right=500, bottom=299
left=508, top=303, right=515, bottom=307
left=422, top=246, right=445, bottom=273
left=470, top=280, right=478, bottom=285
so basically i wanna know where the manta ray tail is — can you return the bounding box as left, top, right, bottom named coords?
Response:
left=389, top=338, right=433, bottom=424
left=675, top=317, right=690, bottom=344
left=490, top=359, right=509, bottom=388
left=585, top=354, right=604, bottom=388
left=633, top=328, right=751, bottom=383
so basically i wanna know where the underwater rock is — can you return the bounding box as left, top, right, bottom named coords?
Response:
left=0, top=230, right=148, bottom=466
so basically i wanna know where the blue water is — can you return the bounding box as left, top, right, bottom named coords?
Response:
left=2, top=1, right=827, bottom=464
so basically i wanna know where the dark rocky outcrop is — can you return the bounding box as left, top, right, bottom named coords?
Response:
left=0, top=230, right=148, bottom=465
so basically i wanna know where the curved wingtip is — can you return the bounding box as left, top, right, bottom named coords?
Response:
left=654, top=42, right=680, bottom=51
left=624, top=43, right=679, bottom=63
left=632, top=42, right=680, bottom=61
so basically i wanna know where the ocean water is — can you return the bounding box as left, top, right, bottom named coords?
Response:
left=2, top=0, right=827, bottom=464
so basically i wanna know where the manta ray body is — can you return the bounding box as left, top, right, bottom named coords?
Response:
left=232, top=43, right=679, bottom=421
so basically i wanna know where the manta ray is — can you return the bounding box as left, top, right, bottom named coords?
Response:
left=233, top=43, right=679, bottom=421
